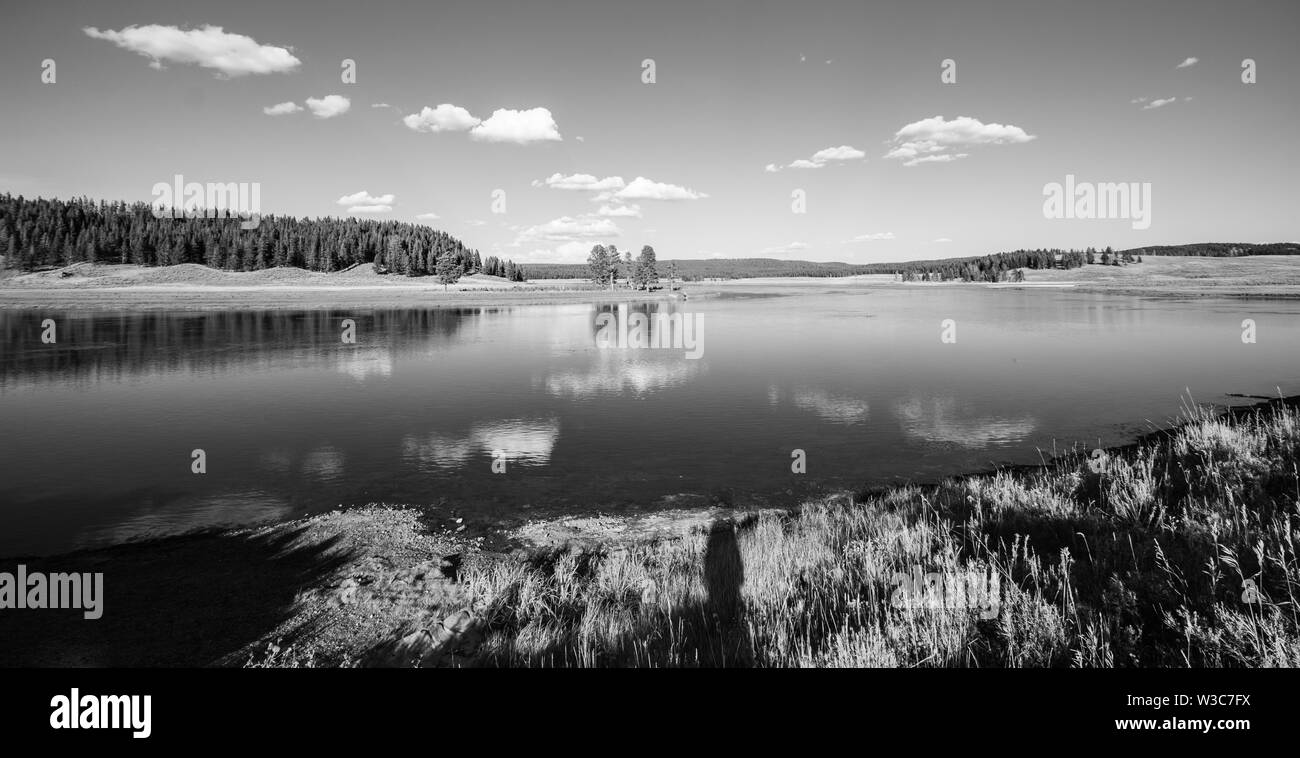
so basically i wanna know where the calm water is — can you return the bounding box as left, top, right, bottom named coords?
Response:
left=3, top=286, right=1299, bottom=556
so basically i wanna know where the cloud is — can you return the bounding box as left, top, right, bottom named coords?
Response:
left=83, top=24, right=300, bottom=77
left=1177, top=57, right=1198, bottom=69
left=513, top=241, right=593, bottom=264
left=932, top=237, right=952, bottom=243
left=263, top=101, right=302, bottom=116
left=847, top=232, right=895, bottom=242
left=885, top=115, right=1034, bottom=166
left=371, top=103, right=393, bottom=109
left=516, top=215, right=621, bottom=244
left=773, top=145, right=866, bottom=171
left=596, top=204, right=642, bottom=218
left=402, top=103, right=480, bottom=133
left=615, top=176, right=708, bottom=201
left=762, top=242, right=807, bottom=255
left=470, top=107, right=562, bottom=144
left=1142, top=97, right=1177, bottom=110
left=306, top=95, right=350, bottom=119
left=532, top=173, right=626, bottom=191
left=337, top=191, right=395, bottom=214
left=415, top=212, right=440, bottom=220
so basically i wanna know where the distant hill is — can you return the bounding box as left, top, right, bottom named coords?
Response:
left=1122, top=242, right=1300, bottom=257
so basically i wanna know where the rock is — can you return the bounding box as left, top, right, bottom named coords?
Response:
left=442, top=610, right=476, bottom=634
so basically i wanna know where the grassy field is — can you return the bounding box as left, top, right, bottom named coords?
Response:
left=1021, top=255, right=1300, bottom=296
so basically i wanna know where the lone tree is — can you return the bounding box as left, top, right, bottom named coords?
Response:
left=435, top=249, right=462, bottom=290
left=634, top=245, right=659, bottom=290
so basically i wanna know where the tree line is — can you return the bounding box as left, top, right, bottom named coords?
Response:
left=0, top=194, right=527, bottom=281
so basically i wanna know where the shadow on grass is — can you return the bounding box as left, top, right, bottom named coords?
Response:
left=0, top=525, right=355, bottom=667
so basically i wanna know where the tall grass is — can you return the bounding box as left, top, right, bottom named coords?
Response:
left=409, top=400, right=1300, bottom=667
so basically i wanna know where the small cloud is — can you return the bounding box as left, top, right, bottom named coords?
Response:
left=402, top=103, right=480, bottom=133
left=1130, top=97, right=1149, bottom=104
left=1142, top=97, right=1177, bottom=110
left=263, top=101, right=302, bottom=116
left=799, top=54, right=806, bottom=62
left=532, top=173, right=625, bottom=191
left=306, top=95, right=350, bottom=119
left=762, top=242, right=807, bottom=255
left=932, top=237, right=952, bottom=243
left=415, top=212, right=440, bottom=220
left=465, top=220, right=487, bottom=227
left=885, top=115, right=1034, bottom=166
left=847, top=232, right=895, bottom=242
left=776, top=145, right=866, bottom=170
left=515, top=215, right=621, bottom=244
left=337, top=190, right=394, bottom=213
left=1177, top=57, right=1198, bottom=69
left=575, top=136, right=585, bottom=142
left=596, top=204, right=642, bottom=218
left=83, top=24, right=300, bottom=77
left=470, top=107, right=562, bottom=144
left=371, top=103, right=393, bottom=109
left=614, top=176, right=707, bottom=201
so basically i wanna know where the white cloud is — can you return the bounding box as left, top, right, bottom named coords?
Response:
left=402, top=103, right=480, bottom=133
left=615, top=176, right=708, bottom=201
left=306, top=95, right=350, bottom=119
left=337, top=191, right=395, bottom=207
left=762, top=242, right=807, bottom=255
left=83, top=24, right=300, bottom=77
left=1177, top=57, right=1199, bottom=69
left=465, top=220, right=487, bottom=227
left=885, top=115, right=1034, bottom=166
left=775, top=145, right=866, bottom=170
left=513, top=241, right=592, bottom=264
left=415, top=212, right=440, bottom=220
left=1143, top=97, right=1177, bottom=110
left=932, top=237, right=952, bottom=243
left=371, top=103, right=392, bottom=109
left=262, top=101, right=302, bottom=116
left=848, top=232, right=895, bottom=242
left=811, top=145, right=865, bottom=162
left=516, top=215, right=620, bottom=244
left=469, top=107, right=562, bottom=144
left=596, top=204, right=642, bottom=218
left=531, top=173, right=625, bottom=191
left=907, top=153, right=968, bottom=165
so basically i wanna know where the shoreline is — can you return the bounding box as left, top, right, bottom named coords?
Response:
left=1, top=392, right=1296, bottom=667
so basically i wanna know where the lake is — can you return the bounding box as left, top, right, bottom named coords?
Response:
left=2, top=285, right=1298, bottom=556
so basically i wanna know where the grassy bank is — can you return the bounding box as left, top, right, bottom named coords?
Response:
left=357, top=396, right=1300, bottom=668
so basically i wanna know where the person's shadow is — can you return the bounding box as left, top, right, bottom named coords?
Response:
left=702, top=521, right=753, bottom=666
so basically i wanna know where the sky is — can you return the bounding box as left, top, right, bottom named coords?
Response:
left=1, top=0, right=1297, bottom=264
